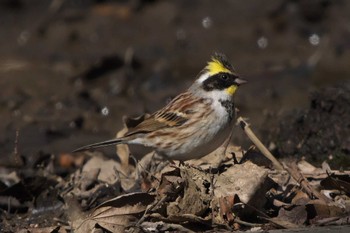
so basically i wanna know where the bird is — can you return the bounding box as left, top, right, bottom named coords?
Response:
left=73, top=53, right=246, bottom=161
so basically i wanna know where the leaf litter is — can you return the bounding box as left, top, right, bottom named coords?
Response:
left=1, top=115, right=350, bottom=232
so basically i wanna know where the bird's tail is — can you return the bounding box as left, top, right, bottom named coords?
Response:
left=72, top=138, right=124, bottom=152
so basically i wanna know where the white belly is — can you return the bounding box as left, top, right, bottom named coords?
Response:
left=129, top=97, right=235, bottom=161
left=159, top=100, right=234, bottom=160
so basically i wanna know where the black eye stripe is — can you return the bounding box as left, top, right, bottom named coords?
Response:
left=202, top=72, right=235, bottom=91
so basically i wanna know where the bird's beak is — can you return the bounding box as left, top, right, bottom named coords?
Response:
left=235, top=77, right=247, bottom=86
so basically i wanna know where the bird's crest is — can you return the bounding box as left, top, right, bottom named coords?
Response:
left=205, top=53, right=235, bottom=75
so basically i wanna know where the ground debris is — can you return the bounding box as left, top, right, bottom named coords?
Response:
left=3, top=143, right=350, bottom=232
left=71, top=192, right=155, bottom=233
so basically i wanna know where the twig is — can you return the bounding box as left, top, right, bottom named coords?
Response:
left=234, top=218, right=262, bottom=227
left=136, top=219, right=195, bottom=233
left=13, top=129, right=23, bottom=167
left=237, top=117, right=332, bottom=203
left=284, top=162, right=330, bottom=203
left=302, top=170, right=350, bottom=179
left=135, top=195, right=168, bottom=227
left=237, top=117, right=284, bottom=170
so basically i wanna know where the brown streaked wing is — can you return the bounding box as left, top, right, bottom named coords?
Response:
left=124, top=116, right=168, bottom=136
left=125, top=92, right=199, bottom=136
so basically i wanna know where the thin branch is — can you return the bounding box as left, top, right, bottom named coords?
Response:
left=13, top=129, right=23, bottom=167
left=237, top=117, right=284, bottom=170
left=284, top=162, right=330, bottom=203
left=234, top=218, right=263, bottom=227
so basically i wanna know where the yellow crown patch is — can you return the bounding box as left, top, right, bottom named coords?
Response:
left=206, top=58, right=232, bottom=76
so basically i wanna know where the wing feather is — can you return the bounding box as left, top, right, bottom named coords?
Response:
left=125, top=92, right=200, bottom=136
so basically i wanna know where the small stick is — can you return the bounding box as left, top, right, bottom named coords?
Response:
left=13, top=129, right=23, bottom=167
left=237, top=117, right=284, bottom=170
left=234, top=218, right=262, bottom=227
left=285, top=162, right=330, bottom=203
left=135, top=195, right=168, bottom=227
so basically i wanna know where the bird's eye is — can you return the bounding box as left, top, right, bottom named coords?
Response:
left=220, top=74, right=228, bottom=80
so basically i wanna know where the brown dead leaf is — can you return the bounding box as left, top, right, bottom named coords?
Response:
left=158, top=173, right=183, bottom=198
left=316, top=216, right=350, bottom=225
left=82, top=155, right=122, bottom=185
left=116, top=114, right=151, bottom=174
left=140, top=221, right=195, bottom=232
left=115, top=117, right=132, bottom=172
left=277, top=205, right=308, bottom=226
left=267, top=217, right=301, bottom=229
left=297, top=160, right=317, bottom=173
left=18, top=226, right=67, bottom=233
left=219, top=195, right=236, bottom=224
left=166, top=166, right=212, bottom=217
left=291, top=189, right=310, bottom=205
left=306, top=199, right=346, bottom=222
left=321, top=174, right=350, bottom=196
left=64, top=155, right=123, bottom=207
left=167, top=213, right=212, bottom=226
left=272, top=199, right=290, bottom=208
left=284, top=162, right=330, bottom=203
left=214, top=161, right=271, bottom=213
left=188, top=143, right=243, bottom=169
left=73, top=192, right=156, bottom=233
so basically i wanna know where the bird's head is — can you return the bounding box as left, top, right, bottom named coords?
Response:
left=195, top=53, right=246, bottom=98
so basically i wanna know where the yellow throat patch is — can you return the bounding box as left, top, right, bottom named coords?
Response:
left=206, top=58, right=232, bottom=75
left=226, top=85, right=238, bottom=95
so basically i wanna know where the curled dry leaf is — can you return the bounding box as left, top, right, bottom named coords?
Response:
left=73, top=192, right=156, bottom=233
left=17, top=226, right=68, bottom=233
left=306, top=199, right=347, bottom=224
left=213, top=160, right=272, bottom=220
left=116, top=114, right=152, bottom=172
left=321, top=174, right=350, bottom=196
left=267, top=217, right=301, bottom=229
left=218, top=195, right=236, bottom=224
left=166, top=166, right=212, bottom=217
left=284, top=162, right=330, bottom=203
left=82, top=155, right=122, bottom=185
left=187, top=142, right=243, bottom=169
left=297, top=160, right=318, bottom=174
left=277, top=205, right=308, bottom=226
left=115, top=116, right=135, bottom=173
left=214, top=161, right=269, bottom=203
left=140, top=221, right=195, bottom=233
left=63, top=155, right=123, bottom=208
left=291, top=189, right=311, bottom=206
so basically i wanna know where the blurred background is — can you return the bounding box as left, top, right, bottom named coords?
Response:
left=1, top=0, right=349, bottom=167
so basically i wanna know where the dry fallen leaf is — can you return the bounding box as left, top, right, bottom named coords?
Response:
left=166, top=166, right=212, bottom=217
left=17, top=226, right=68, bottom=233
left=297, top=160, right=318, bottom=174
left=82, top=155, right=122, bottom=185
left=267, top=217, right=301, bottom=229
left=73, top=192, right=156, bottom=233
left=277, top=205, right=308, bottom=226
left=214, top=161, right=271, bottom=213
left=321, top=174, right=350, bottom=196
left=306, top=199, right=346, bottom=223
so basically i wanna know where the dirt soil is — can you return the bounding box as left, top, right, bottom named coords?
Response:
left=0, top=0, right=350, bottom=232
left=270, top=83, right=350, bottom=167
